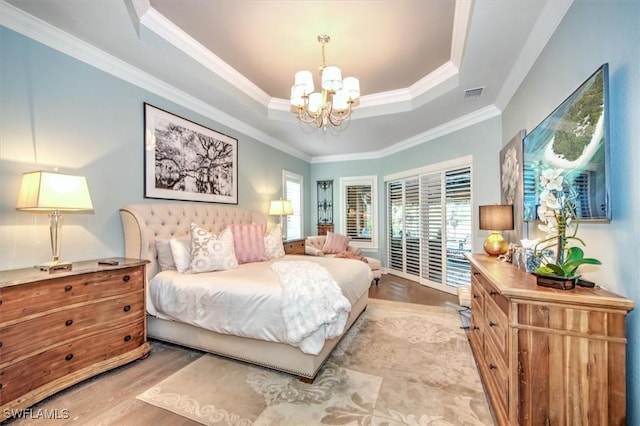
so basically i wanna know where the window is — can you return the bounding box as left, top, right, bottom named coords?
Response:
left=283, top=170, right=303, bottom=240
left=339, top=176, right=378, bottom=250
left=385, top=158, right=472, bottom=294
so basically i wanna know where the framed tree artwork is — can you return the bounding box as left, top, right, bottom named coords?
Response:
left=144, top=103, right=238, bottom=204
left=500, top=129, right=526, bottom=242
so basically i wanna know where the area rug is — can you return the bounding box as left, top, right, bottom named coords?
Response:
left=137, top=299, right=492, bottom=425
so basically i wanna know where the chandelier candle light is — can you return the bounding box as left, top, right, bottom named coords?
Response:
left=290, top=34, right=360, bottom=130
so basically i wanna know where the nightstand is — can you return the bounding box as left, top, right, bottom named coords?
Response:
left=283, top=238, right=305, bottom=255
left=0, top=258, right=152, bottom=420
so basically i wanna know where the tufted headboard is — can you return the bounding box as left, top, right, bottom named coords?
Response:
left=120, top=203, right=267, bottom=281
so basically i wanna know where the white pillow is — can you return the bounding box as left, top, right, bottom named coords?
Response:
left=169, top=237, right=191, bottom=273
left=187, top=223, right=238, bottom=273
left=264, top=224, right=285, bottom=259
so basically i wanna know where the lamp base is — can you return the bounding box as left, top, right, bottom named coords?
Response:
left=36, top=260, right=73, bottom=273
left=483, top=232, right=508, bottom=256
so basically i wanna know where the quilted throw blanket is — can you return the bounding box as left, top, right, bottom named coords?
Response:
left=271, top=260, right=351, bottom=355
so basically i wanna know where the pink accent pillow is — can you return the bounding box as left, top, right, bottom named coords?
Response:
left=228, top=223, right=267, bottom=264
left=322, top=231, right=351, bottom=254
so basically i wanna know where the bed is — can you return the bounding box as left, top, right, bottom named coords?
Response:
left=119, top=203, right=371, bottom=381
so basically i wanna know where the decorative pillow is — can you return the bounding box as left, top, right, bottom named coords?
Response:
left=228, top=223, right=267, bottom=264
left=169, top=237, right=192, bottom=273
left=264, top=224, right=285, bottom=259
left=322, top=231, right=351, bottom=254
left=187, top=224, right=238, bottom=273
left=155, top=238, right=176, bottom=271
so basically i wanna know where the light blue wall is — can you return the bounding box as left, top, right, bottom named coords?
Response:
left=502, top=0, right=640, bottom=420
left=0, top=27, right=309, bottom=270
left=311, top=116, right=502, bottom=262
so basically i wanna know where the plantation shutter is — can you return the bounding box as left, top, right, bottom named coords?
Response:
left=388, top=181, right=403, bottom=272
left=386, top=161, right=472, bottom=292
left=421, top=173, right=443, bottom=283
left=444, top=167, right=472, bottom=286
left=345, top=184, right=372, bottom=242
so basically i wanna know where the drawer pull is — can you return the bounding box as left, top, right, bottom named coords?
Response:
left=489, top=290, right=497, bottom=296
left=473, top=295, right=479, bottom=299
left=65, top=319, right=74, bottom=326
left=65, top=354, right=74, bottom=361
left=123, top=305, right=131, bottom=312
left=489, top=363, right=497, bottom=370
left=0, top=341, right=3, bottom=348
left=122, top=275, right=131, bottom=283
left=64, top=285, right=73, bottom=292
left=473, top=272, right=479, bottom=276
left=489, top=321, right=497, bottom=327
left=124, top=335, right=132, bottom=342
left=473, top=326, right=480, bottom=330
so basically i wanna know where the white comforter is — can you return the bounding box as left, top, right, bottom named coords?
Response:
left=147, top=255, right=372, bottom=355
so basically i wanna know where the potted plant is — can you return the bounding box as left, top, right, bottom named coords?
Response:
left=533, top=168, right=601, bottom=290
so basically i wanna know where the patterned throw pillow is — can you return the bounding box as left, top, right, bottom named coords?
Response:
left=186, top=224, right=238, bottom=273
left=322, top=231, right=351, bottom=254
left=228, top=223, right=267, bottom=264
left=264, top=224, right=285, bottom=259
left=169, top=237, right=192, bottom=273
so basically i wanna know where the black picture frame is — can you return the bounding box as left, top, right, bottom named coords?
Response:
left=144, top=103, right=238, bottom=204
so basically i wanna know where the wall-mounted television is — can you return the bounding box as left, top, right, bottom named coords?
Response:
left=523, top=63, right=610, bottom=222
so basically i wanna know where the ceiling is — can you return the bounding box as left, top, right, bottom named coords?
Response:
left=1, top=0, right=572, bottom=162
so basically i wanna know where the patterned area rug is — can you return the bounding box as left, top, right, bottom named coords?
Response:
left=137, top=299, right=492, bottom=425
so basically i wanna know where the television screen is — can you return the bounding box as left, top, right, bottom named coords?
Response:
left=523, top=64, right=610, bottom=221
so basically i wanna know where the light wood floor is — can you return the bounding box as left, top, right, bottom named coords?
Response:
left=4, top=274, right=464, bottom=425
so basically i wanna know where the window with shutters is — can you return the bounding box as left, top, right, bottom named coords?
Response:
left=339, top=176, right=378, bottom=250
left=385, top=159, right=472, bottom=294
left=283, top=170, right=303, bottom=240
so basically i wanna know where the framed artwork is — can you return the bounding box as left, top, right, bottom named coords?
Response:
left=523, top=64, right=610, bottom=221
left=144, top=103, right=238, bottom=204
left=500, top=129, right=526, bottom=242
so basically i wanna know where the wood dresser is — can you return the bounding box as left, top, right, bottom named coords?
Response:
left=0, top=258, right=151, bottom=420
left=283, top=238, right=306, bottom=255
left=466, top=253, right=634, bottom=425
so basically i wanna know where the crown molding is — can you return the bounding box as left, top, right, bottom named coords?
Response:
left=451, top=0, right=475, bottom=68
left=0, top=0, right=310, bottom=162
left=495, top=0, right=573, bottom=110
left=310, top=104, right=501, bottom=163
left=138, top=6, right=272, bottom=107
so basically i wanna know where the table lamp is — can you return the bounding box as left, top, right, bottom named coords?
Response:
left=269, top=199, right=293, bottom=240
left=479, top=204, right=513, bottom=256
left=16, top=171, right=94, bottom=271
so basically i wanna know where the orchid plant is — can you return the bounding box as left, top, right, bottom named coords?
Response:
left=534, top=167, right=601, bottom=277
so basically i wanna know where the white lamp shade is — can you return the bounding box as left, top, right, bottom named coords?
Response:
left=290, top=85, right=305, bottom=107
left=321, top=65, right=343, bottom=91
left=342, top=76, right=360, bottom=100
left=294, top=70, right=314, bottom=95
left=308, top=92, right=323, bottom=114
left=269, top=200, right=293, bottom=216
left=16, top=171, right=94, bottom=212
left=332, top=90, right=349, bottom=111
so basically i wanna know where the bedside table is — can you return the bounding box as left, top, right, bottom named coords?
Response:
left=283, top=238, right=305, bottom=255
left=0, top=258, right=152, bottom=420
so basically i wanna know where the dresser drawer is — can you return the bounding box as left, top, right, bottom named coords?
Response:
left=473, top=268, right=509, bottom=315
left=0, top=291, right=144, bottom=366
left=484, top=296, right=509, bottom=362
left=0, top=267, right=143, bottom=323
left=0, top=321, right=145, bottom=404
left=484, top=333, right=509, bottom=419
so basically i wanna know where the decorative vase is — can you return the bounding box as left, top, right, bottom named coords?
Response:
left=533, top=273, right=579, bottom=290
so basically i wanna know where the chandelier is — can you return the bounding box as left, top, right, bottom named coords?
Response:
left=290, top=34, right=360, bottom=130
